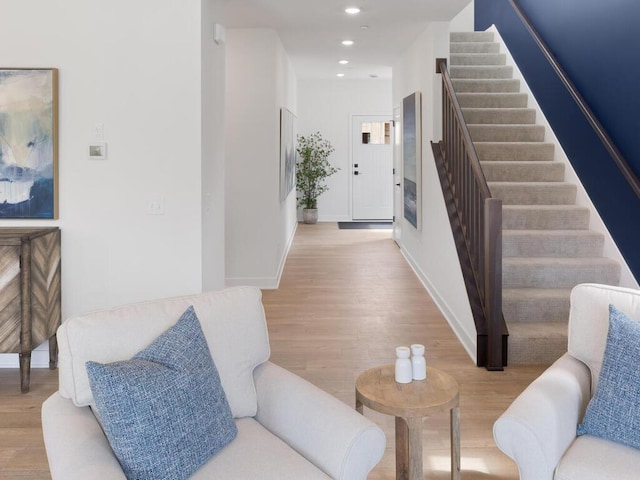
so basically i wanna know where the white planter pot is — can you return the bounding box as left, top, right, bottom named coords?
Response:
left=302, top=208, right=318, bottom=224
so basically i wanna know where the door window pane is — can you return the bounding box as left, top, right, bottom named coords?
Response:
left=361, top=122, right=391, bottom=144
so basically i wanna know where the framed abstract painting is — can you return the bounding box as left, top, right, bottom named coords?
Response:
left=280, top=108, right=297, bottom=201
left=402, top=91, right=421, bottom=229
left=0, top=68, right=58, bottom=218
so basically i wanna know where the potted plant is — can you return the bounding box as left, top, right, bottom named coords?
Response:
left=296, top=132, right=339, bottom=224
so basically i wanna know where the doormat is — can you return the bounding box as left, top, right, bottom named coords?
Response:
left=337, top=222, right=393, bottom=230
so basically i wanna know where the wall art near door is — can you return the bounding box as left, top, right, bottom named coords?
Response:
left=280, top=108, right=297, bottom=201
left=402, top=91, right=421, bottom=229
left=0, top=69, right=58, bottom=218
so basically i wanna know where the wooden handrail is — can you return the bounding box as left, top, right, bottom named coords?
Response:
left=509, top=0, right=640, bottom=199
left=436, top=58, right=505, bottom=370
left=437, top=59, right=492, bottom=199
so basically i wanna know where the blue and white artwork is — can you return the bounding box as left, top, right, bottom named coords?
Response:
left=280, top=108, right=296, bottom=201
left=403, top=92, right=421, bottom=229
left=0, top=69, right=57, bottom=218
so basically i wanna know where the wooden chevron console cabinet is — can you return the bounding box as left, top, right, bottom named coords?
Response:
left=0, top=228, right=61, bottom=393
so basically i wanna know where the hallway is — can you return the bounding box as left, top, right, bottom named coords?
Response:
left=262, top=222, right=545, bottom=479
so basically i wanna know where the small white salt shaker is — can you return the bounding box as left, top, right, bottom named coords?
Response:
left=411, top=344, right=426, bottom=380
left=395, top=346, right=412, bottom=384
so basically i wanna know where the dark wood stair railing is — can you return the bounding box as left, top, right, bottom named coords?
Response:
left=433, top=58, right=507, bottom=370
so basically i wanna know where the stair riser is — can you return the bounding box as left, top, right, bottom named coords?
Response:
left=469, top=125, right=545, bottom=142
left=463, top=108, right=536, bottom=124
left=503, top=262, right=620, bottom=288
left=450, top=66, right=513, bottom=79
left=451, top=42, right=500, bottom=54
left=489, top=183, right=577, bottom=205
left=452, top=79, right=520, bottom=93
left=502, top=207, right=590, bottom=230
left=508, top=334, right=567, bottom=365
left=481, top=162, right=564, bottom=182
left=451, top=32, right=495, bottom=43
left=457, top=94, right=528, bottom=109
left=503, top=293, right=571, bottom=323
left=475, top=142, right=554, bottom=161
left=450, top=54, right=506, bottom=66
left=503, top=233, right=605, bottom=257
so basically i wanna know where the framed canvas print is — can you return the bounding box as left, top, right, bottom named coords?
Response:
left=280, top=108, right=296, bottom=201
left=0, top=68, right=58, bottom=218
left=402, top=91, right=421, bottom=229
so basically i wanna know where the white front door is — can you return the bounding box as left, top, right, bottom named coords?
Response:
left=352, top=115, right=394, bottom=220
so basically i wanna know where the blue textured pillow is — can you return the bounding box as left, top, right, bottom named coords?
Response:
left=86, top=306, right=237, bottom=480
left=577, top=304, right=640, bottom=449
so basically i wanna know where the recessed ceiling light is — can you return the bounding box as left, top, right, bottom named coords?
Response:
left=345, top=7, right=360, bottom=14
left=337, top=73, right=345, bottom=77
left=360, top=25, right=369, bottom=29
left=342, top=40, right=354, bottom=46
left=369, top=74, right=378, bottom=78
left=339, top=60, right=349, bottom=65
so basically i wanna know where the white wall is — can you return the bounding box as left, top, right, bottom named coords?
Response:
left=225, top=29, right=297, bottom=288
left=0, top=0, right=226, bottom=367
left=393, top=23, right=477, bottom=362
left=297, top=79, right=392, bottom=221
left=450, top=0, right=475, bottom=32
left=202, top=0, right=227, bottom=291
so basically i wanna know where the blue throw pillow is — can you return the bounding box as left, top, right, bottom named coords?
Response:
left=577, top=304, right=640, bottom=449
left=86, top=306, right=237, bottom=480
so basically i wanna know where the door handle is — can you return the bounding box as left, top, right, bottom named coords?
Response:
left=354, top=171, right=362, bottom=175
left=396, top=183, right=401, bottom=186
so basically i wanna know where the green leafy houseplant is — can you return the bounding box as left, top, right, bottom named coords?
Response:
left=296, top=132, right=339, bottom=213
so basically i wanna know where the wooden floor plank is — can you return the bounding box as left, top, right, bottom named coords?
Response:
left=0, top=222, right=544, bottom=479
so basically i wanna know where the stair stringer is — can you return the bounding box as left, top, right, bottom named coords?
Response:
left=487, top=24, right=638, bottom=289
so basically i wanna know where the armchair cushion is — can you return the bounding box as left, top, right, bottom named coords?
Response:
left=58, top=286, right=270, bottom=418
left=577, top=305, right=640, bottom=450
left=86, top=306, right=237, bottom=480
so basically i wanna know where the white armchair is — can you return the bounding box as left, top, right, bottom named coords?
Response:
left=493, top=283, right=640, bottom=480
left=42, top=287, right=386, bottom=480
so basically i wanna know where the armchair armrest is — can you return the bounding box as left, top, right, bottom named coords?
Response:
left=42, top=393, right=125, bottom=480
left=493, top=353, right=591, bottom=480
left=253, top=362, right=386, bottom=480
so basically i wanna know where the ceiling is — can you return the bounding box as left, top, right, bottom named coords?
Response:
left=225, top=0, right=472, bottom=80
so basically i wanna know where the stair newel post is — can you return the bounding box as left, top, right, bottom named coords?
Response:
left=484, top=198, right=504, bottom=371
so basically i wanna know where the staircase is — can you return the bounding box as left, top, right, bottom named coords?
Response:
left=449, top=31, right=621, bottom=364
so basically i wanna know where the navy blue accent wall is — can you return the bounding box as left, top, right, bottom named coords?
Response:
left=475, top=0, right=640, bottom=281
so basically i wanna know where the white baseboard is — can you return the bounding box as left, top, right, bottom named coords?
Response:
left=0, top=345, right=50, bottom=368
left=227, top=223, right=297, bottom=290
left=400, top=246, right=477, bottom=364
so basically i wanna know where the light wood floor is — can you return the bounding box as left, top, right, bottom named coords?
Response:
left=0, top=222, right=545, bottom=479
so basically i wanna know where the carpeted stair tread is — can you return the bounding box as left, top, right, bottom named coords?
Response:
left=450, top=53, right=506, bottom=66
left=463, top=108, right=536, bottom=124
left=451, top=42, right=500, bottom=54
left=450, top=31, right=621, bottom=366
left=450, top=32, right=495, bottom=43
left=488, top=182, right=576, bottom=205
left=456, top=93, right=528, bottom=109
left=503, top=230, right=605, bottom=257
left=502, top=205, right=590, bottom=230
left=468, top=124, right=545, bottom=142
left=507, top=322, right=568, bottom=364
left=450, top=65, right=514, bottom=79
left=503, top=288, right=571, bottom=323
left=481, top=161, right=564, bottom=182
left=452, top=79, right=521, bottom=93
left=503, top=257, right=620, bottom=288
left=475, top=142, right=554, bottom=161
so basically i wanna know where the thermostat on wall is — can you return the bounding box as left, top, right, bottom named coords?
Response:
left=88, top=142, right=106, bottom=160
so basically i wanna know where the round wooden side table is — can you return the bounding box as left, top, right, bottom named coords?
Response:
left=355, top=364, right=460, bottom=480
